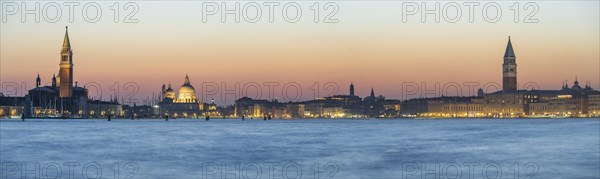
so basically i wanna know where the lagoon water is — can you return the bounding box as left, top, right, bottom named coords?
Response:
left=1, top=118, right=599, bottom=179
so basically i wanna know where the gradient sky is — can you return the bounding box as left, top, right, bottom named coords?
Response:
left=1, top=1, right=599, bottom=105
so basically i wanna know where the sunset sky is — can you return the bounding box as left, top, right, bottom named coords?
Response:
left=1, top=1, right=599, bottom=105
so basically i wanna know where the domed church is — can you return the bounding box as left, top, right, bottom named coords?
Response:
left=177, top=75, right=197, bottom=103
left=161, top=75, right=197, bottom=103
left=159, top=75, right=214, bottom=118
left=163, top=84, right=176, bottom=100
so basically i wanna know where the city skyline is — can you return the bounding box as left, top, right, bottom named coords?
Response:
left=1, top=1, right=599, bottom=105
left=2, top=2, right=599, bottom=179
left=3, top=29, right=598, bottom=105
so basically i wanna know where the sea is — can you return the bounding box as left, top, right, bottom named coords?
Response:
left=1, top=118, right=599, bottom=179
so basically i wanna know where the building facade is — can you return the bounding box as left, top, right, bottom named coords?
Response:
left=503, top=37, right=517, bottom=91
left=400, top=37, right=599, bottom=118
left=158, top=75, right=217, bottom=118
left=23, top=27, right=91, bottom=118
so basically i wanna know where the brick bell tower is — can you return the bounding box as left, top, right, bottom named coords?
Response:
left=502, top=36, right=517, bottom=91
left=59, top=26, right=73, bottom=97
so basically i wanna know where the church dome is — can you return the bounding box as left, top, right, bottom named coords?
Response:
left=177, top=75, right=196, bottom=103
left=571, top=77, right=582, bottom=91
left=164, top=84, right=176, bottom=99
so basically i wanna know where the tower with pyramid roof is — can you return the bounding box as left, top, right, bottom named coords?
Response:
left=502, top=36, right=517, bottom=91
left=59, top=26, right=74, bottom=97
left=350, top=82, right=355, bottom=97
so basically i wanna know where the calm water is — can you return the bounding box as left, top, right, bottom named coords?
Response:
left=1, top=118, right=599, bottom=179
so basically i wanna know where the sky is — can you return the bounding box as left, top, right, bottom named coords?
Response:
left=1, top=1, right=599, bottom=105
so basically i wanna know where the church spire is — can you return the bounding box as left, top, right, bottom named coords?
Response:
left=504, top=36, right=515, bottom=57
left=63, top=26, right=71, bottom=49
left=36, top=74, right=41, bottom=87
left=349, top=82, right=355, bottom=97
left=370, top=88, right=375, bottom=98
left=51, top=74, right=57, bottom=88
left=184, top=74, right=190, bottom=84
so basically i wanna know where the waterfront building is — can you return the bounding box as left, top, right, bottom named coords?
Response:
left=401, top=96, right=484, bottom=117
left=588, top=94, right=600, bottom=117
left=233, top=83, right=400, bottom=118
left=383, top=100, right=401, bottom=111
left=123, top=104, right=158, bottom=118
left=400, top=37, right=599, bottom=118
left=23, top=27, right=90, bottom=118
left=158, top=75, right=218, bottom=118
left=285, top=103, right=305, bottom=118
left=2, top=27, right=124, bottom=119
left=301, top=83, right=368, bottom=118
left=528, top=81, right=599, bottom=117
left=0, top=94, right=25, bottom=118
left=234, top=97, right=288, bottom=118
left=87, top=99, right=122, bottom=118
